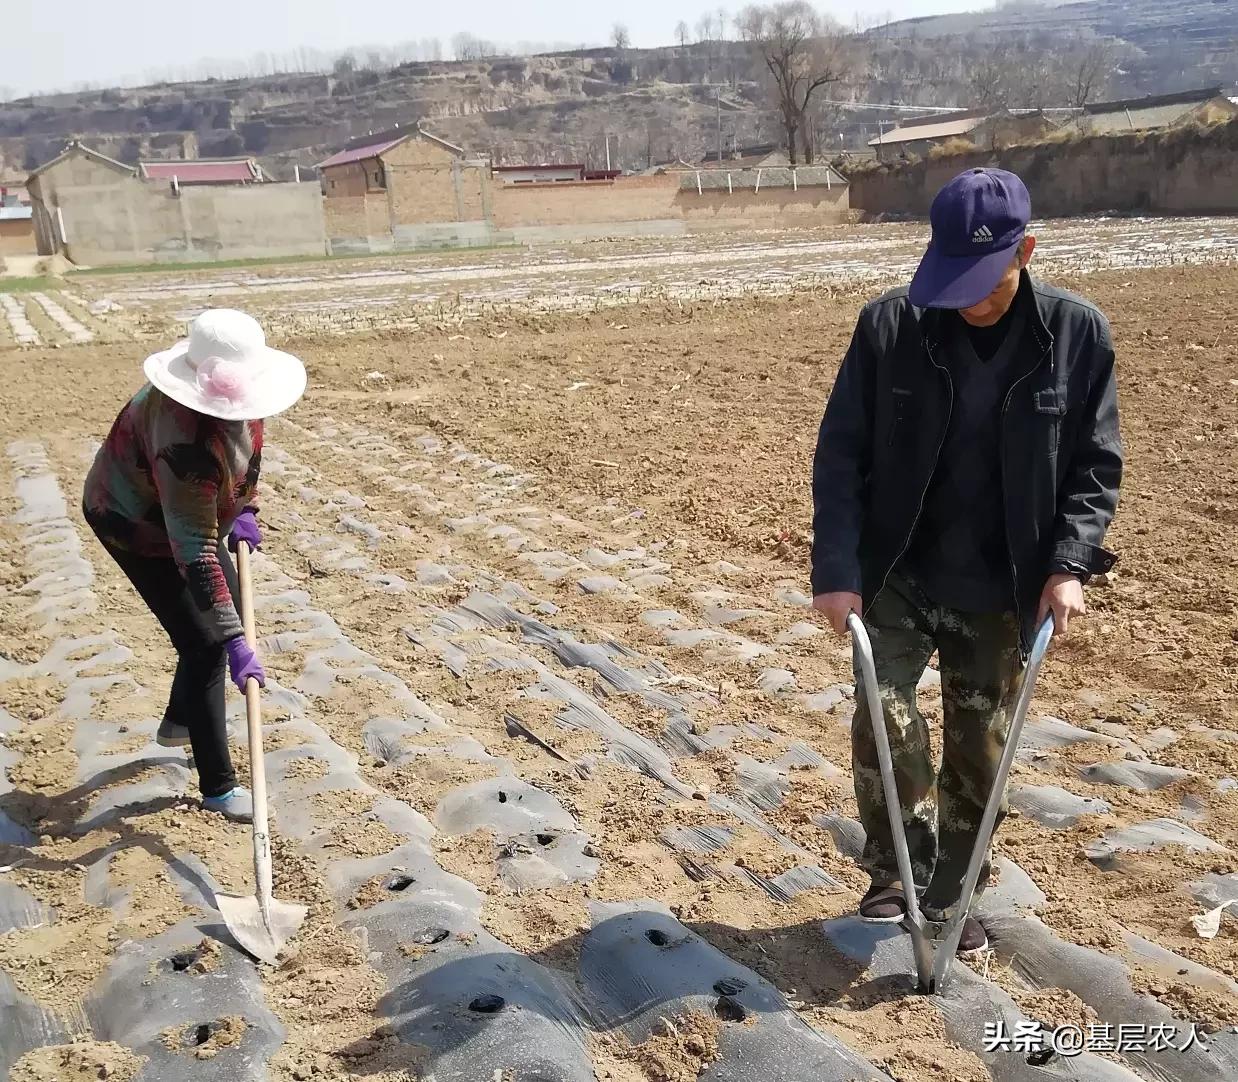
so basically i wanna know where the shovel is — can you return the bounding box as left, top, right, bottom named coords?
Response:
left=215, top=538, right=307, bottom=965
left=847, top=609, right=1054, bottom=994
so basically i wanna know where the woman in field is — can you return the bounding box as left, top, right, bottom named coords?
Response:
left=82, top=308, right=306, bottom=822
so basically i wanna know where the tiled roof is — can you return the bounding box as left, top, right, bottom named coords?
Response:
left=868, top=113, right=985, bottom=146
left=139, top=159, right=261, bottom=183
left=317, top=127, right=467, bottom=170
left=1084, top=103, right=1200, bottom=134
left=1083, top=87, right=1223, bottom=115
left=316, top=136, right=407, bottom=170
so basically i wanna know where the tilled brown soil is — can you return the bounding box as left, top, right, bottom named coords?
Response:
left=1, top=261, right=1236, bottom=1081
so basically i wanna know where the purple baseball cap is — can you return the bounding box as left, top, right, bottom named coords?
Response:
left=908, top=167, right=1031, bottom=309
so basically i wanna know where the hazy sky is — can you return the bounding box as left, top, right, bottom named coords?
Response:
left=3, top=0, right=983, bottom=97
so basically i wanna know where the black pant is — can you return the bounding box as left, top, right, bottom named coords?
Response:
left=93, top=533, right=238, bottom=798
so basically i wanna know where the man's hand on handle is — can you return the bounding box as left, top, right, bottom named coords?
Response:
left=1037, top=573, right=1084, bottom=636
left=812, top=591, right=863, bottom=636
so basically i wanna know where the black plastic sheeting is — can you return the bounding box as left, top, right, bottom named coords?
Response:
left=84, top=920, right=286, bottom=1081
left=0, top=880, right=68, bottom=1077
left=822, top=917, right=1143, bottom=1082
left=581, top=902, right=889, bottom=1082
left=342, top=895, right=893, bottom=1082
left=351, top=897, right=595, bottom=1082
left=2, top=441, right=287, bottom=1079
left=0, top=971, right=71, bottom=1078
left=8, top=425, right=1236, bottom=1082
left=985, top=911, right=1238, bottom=1082
left=0, top=707, right=37, bottom=846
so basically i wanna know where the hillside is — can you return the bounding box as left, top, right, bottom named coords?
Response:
left=1, top=0, right=1234, bottom=178
left=869, top=0, right=1238, bottom=96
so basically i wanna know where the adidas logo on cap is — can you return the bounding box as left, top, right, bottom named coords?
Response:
left=971, top=225, right=994, bottom=244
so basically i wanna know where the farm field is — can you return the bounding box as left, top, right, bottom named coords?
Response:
left=2, top=220, right=1237, bottom=1082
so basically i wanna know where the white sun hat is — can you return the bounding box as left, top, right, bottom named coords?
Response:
left=143, top=308, right=307, bottom=422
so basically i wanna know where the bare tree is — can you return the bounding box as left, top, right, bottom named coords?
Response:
left=697, top=13, right=716, bottom=42
left=738, top=2, right=851, bottom=165
left=1010, top=50, right=1058, bottom=111
left=1062, top=37, right=1118, bottom=109
left=611, top=23, right=631, bottom=50
left=967, top=48, right=1011, bottom=110
left=676, top=20, right=690, bottom=47
left=453, top=33, right=482, bottom=61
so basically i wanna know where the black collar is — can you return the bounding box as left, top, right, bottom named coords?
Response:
left=920, top=270, right=1054, bottom=357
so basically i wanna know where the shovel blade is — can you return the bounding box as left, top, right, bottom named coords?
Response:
left=216, top=892, right=308, bottom=965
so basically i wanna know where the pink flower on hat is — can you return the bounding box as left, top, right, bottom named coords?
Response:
left=196, top=356, right=250, bottom=404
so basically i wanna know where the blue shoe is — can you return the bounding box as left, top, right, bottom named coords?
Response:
left=202, top=787, right=253, bottom=823
left=156, top=719, right=192, bottom=748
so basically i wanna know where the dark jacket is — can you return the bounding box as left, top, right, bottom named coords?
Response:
left=810, top=271, right=1123, bottom=658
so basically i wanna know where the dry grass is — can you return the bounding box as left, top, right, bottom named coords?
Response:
left=929, top=137, right=977, bottom=158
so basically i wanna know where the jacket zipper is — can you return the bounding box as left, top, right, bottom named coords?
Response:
left=864, top=341, right=953, bottom=618
left=999, top=342, right=1053, bottom=657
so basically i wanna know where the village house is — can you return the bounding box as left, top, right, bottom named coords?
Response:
left=26, top=141, right=324, bottom=265
left=316, top=124, right=493, bottom=253
left=318, top=121, right=852, bottom=251
left=1080, top=87, right=1238, bottom=135
left=868, top=109, right=1057, bottom=161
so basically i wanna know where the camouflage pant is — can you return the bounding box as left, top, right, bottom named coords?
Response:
left=851, top=571, right=1024, bottom=916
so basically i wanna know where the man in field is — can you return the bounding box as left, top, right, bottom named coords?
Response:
left=810, top=168, right=1122, bottom=952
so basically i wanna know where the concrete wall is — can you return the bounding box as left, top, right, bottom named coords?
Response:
left=851, top=118, right=1238, bottom=218
left=31, top=150, right=327, bottom=264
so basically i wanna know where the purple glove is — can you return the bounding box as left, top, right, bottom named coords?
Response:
left=227, top=507, right=262, bottom=553
left=226, top=635, right=265, bottom=693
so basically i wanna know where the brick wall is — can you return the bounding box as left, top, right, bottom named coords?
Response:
left=680, top=184, right=848, bottom=224
left=383, top=139, right=490, bottom=226
left=491, top=174, right=848, bottom=229
left=0, top=218, right=35, bottom=255
left=324, top=194, right=390, bottom=249
left=322, top=160, right=374, bottom=199
left=491, top=176, right=677, bottom=227
left=389, top=163, right=460, bottom=224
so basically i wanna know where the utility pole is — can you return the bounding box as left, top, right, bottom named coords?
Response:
left=716, top=87, right=722, bottom=163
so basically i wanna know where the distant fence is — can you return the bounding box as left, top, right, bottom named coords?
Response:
left=678, top=166, right=846, bottom=193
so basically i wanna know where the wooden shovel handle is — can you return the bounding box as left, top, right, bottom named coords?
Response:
left=234, top=540, right=274, bottom=911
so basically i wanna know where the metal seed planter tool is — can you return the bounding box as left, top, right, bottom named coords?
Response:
left=847, top=610, right=1054, bottom=994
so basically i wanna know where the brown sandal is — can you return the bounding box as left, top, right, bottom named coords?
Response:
left=858, top=884, right=907, bottom=923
